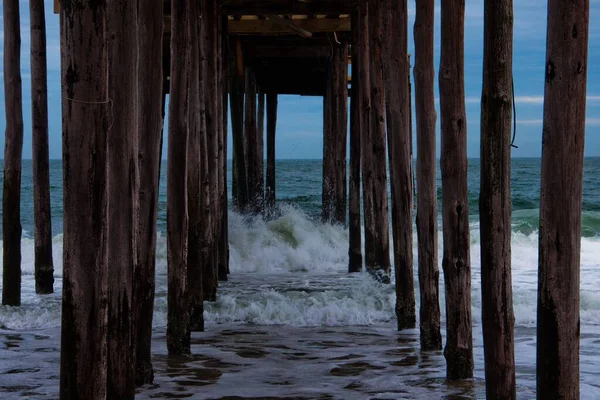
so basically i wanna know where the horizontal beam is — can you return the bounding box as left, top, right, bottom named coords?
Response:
left=228, top=17, right=350, bottom=34
left=221, top=0, right=356, bottom=15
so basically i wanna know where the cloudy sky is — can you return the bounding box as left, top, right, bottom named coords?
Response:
left=1, top=0, right=599, bottom=159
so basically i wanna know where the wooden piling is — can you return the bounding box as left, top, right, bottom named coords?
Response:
left=322, top=68, right=335, bottom=223
left=30, top=0, right=54, bottom=295
left=134, top=0, right=163, bottom=385
left=439, top=0, right=473, bottom=379
left=167, top=0, right=190, bottom=355
left=245, top=68, right=260, bottom=213
left=187, top=0, right=205, bottom=332
left=322, top=40, right=348, bottom=225
left=257, top=91, right=265, bottom=211
left=480, top=0, right=516, bottom=398
left=266, top=93, right=278, bottom=212
left=348, top=11, right=363, bottom=273
left=367, top=0, right=391, bottom=280
left=537, top=0, right=589, bottom=398
left=2, top=0, right=24, bottom=307
left=59, top=0, right=109, bottom=396
left=334, top=41, right=348, bottom=225
left=201, top=0, right=218, bottom=302
left=413, top=0, right=442, bottom=351
left=357, top=1, right=376, bottom=275
left=218, top=15, right=230, bottom=282
left=230, top=40, right=249, bottom=211
left=383, top=0, right=416, bottom=329
left=106, top=0, right=138, bottom=395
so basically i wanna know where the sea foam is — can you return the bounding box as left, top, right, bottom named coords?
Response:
left=1, top=206, right=599, bottom=331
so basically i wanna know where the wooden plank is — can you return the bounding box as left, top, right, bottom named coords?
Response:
left=413, top=0, right=442, bottom=351
left=135, top=0, right=164, bottom=386
left=222, top=0, right=356, bottom=15
left=383, top=0, right=416, bottom=330
left=268, top=14, right=313, bottom=37
left=537, top=0, right=589, bottom=398
left=228, top=17, right=350, bottom=34
left=439, top=0, right=473, bottom=380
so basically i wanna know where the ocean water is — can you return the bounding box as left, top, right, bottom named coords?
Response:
left=0, top=158, right=599, bottom=399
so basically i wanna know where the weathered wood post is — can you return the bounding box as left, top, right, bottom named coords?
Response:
left=537, top=0, right=589, bottom=398
left=322, top=40, right=348, bottom=225
left=167, top=0, right=191, bottom=355
left=358, top=0, right=376, bottom=274
left=480, top=0, right=516, bottom=398
left=30, top=0, right=54, bottom=295
left=439, top=0, right=473, bottom=379
left=135, top=0, right=163, bottom=386
left=334, top=41, right=348, bottom=225
left=383, top=0, right=416, bottom=329
left=106, top=0, right=138, bottom=395
left=257, top=91, right=265, bottom=211
left=218, top=14, right=230, bottom=282
left=187, top=0, right=205, bottom=332
left=2, top=0, right=24, bottom=306
left=230, top=40, right=249, bottom=211
left=322, top=61, right=335, bottom=223
left=245, top=68, right=260, bottom=213
left=348, top=11, right=363, bottom=273
left=59, top=0, right=109, bottom=397
left=413, top=0, right=442, bottom=351
left=266, top=93, right=278, bottom=212
left=201, top=0, right=218, bottom=302
left=367, top=0, right=391, bottom=281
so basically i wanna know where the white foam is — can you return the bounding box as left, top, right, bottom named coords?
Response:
left=1, top=208, right=599, bottom=331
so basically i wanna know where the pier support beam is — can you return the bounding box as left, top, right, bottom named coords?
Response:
left=245, top=68, right=261, bottom=214
left=59, top=0, right=109, bottom=396
left=266, top=93, right=278, bottom=212
left=135, top=0, right=163, bottom=385
left=348, top=12, right=362, bottom=273
left=106, top=0, right=138, bottom=395
left=188, top=0, right=205, bottom=331
left=439, top=0, right=473, bottom=379
left=218, top=15, right=230, bottom=282
left=30, top=0, right=54, bottom=295
left=230, top=40, right=249, bottom=211
left=167, top=0, right=191, bottom=355
left=367, top=0, right=391, bottom=280
left=322, top=40, right=348, bottom=225
left=383, top=0, right=416, bottom=329
left=480, top=0, right=516, bottom=398
left=2, top=0, right=24, bottom=306
left=413, top=0, right=442, bottom=351
left=257, top=91, right=265, bottom=210
left=202, top=0, right=219, bottom=302
left=537, top=0, right=589, bottom=398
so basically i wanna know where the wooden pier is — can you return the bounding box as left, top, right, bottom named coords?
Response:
left=0, top=0, right=591, bottom=398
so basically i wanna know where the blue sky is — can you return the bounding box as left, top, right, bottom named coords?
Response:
left=1, top=0, right=599, bottom=159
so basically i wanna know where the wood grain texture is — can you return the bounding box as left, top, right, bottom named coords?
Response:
left=414, top=0, right=442, bottom=351
left=59, top=0, right=109, bottom=397
left=537, top=0, right=589, bottom=398
left=439, top=0, right=473, bottom=379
